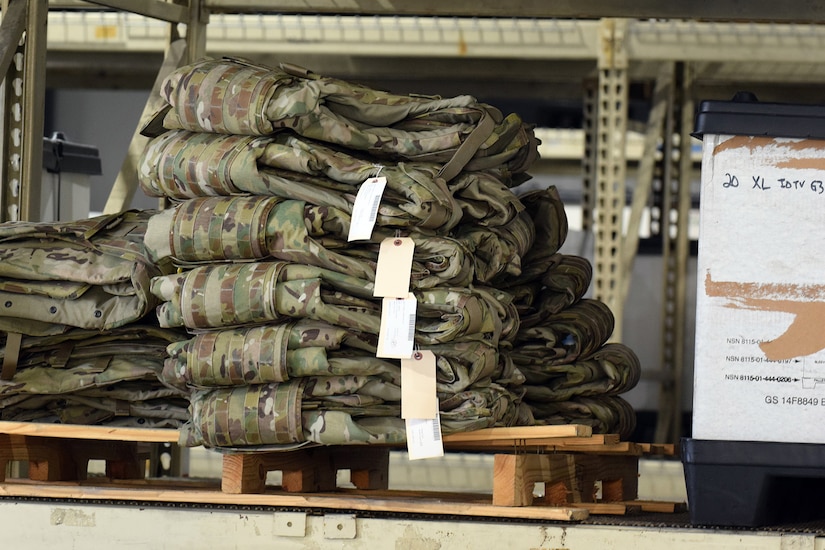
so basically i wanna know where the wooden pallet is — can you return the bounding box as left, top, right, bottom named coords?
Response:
left=0, top=421, right=685, bottom=519
left=0, top=423, right=176, bottom=483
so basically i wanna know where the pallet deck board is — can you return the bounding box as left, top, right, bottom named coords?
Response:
left=0, top=421, right=179, bottom=443
left=0, top=480, right=590, bottom=522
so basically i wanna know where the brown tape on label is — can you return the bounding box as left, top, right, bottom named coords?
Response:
left=1, top=332, right=23, bottom=381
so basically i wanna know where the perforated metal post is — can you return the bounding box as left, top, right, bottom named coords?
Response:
left=1, top=0, right=46, bottom=222
left=102, top=0, right=203, bottom=214
left=654, top=62, right=693, bottom=444
left=592, top=18, right=629, bottom=341
left=581, top=79, right=597, bottom=236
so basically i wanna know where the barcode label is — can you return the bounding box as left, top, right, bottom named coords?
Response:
left=406, top=413, right=444, bottom=460
left=376, top=294, right=416, bottom=359
left=431, top=417, right=442, bottom=442
left=348, top=176, right=387, bottom=241
left=368, top=194, right=381, bottom=222
left=407, top=314, right=416, bottom=341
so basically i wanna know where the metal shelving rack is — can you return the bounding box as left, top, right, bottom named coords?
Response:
left=3, top=0, right=825, bottom=444
left=4, top=1, right=825, bottom=545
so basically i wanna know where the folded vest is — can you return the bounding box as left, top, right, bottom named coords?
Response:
left=0, top=211, right=167, bottom=335
left=151, top=261, right=509, bottom=345
left=143, top=195, right=478, bottom=288
left=518, top=342, right=641, bottom=402
left=153, top=57, right=539, bottom=181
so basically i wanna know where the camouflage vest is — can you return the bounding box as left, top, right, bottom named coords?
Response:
left=151, top=261, right=510, bottom=345
left=0, top=211, right=167, bottom=336
left=150, top=57, right=539, bottom=182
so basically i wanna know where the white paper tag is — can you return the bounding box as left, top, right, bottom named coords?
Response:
left=376, top=294, right=416, bottom=359
left=347, top=176, right=387, bottom=241
left=406, top=413, right=444, bottom=460
left=401, top=350, right=438, bottom=419
left=374, top=237, right=415, bottom=298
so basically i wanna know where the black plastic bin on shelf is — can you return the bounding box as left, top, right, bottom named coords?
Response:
left=40, top=132, right=101, bottom=221
left=686, top=95, right=825, bottom=528
left=682, top=438, right=825, bottom=527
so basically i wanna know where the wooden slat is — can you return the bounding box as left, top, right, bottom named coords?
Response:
left=442, top=425, right=592, bottom=443
left=630, top=500, right=688, bottom=513
left=443, top=435, right=631, bottom=454
left=567, top=502, right=641, bottom=515
left=0, top=482, right=589, bottom=522
left=0, top=421, right=179, bottom=443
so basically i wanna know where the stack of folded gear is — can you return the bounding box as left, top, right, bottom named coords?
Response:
left=500, top=197, right=641, bottom=438
left=138, top=56, right=640, bottom=448
left=0, top=212, right=190, bottom=428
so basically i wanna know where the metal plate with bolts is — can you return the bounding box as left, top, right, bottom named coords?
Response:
left=273, top=512, right=307, bottom=537
left=324, top=513, right=357, bottom=539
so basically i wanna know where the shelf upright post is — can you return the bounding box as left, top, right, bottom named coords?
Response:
left=103, top=0, right=204, bottom=214
left=591, top=17, right=629, bottom=341
left=184, top=0, right=208, bottom=62
left=1, top=0, right=46, bottom=222
left=654, top=62, right=694, bottom=444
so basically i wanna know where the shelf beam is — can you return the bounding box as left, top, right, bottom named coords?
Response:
left=83, top=0, right=188, bottom=24
left=201, top=0, right=825, bottom=23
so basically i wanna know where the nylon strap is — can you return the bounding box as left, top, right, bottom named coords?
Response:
left=437, top=109, right=496, bottom=183
left=1, top=332, right=23, bottom=380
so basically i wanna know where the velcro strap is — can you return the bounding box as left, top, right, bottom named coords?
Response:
left=1, top=332, right=23, bottom=381
left=437, top=108, right=496, bottom=182
left=279, top=62, right=312, bottom=78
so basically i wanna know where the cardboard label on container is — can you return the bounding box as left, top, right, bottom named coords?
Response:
left=347, top=176, right=387, bottom=241
left=401, top=350, right=438, bottom=419
left=376, top=294, right=416, bottom=359
left=692, top=134, right=825, bottom=444
left=374, top=237, right=415, bottom=298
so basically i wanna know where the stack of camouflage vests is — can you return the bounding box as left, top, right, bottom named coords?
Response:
left=499, top=197, right=640, bottom=437
left=137, top=56, right=639, bottom=447
left=0, top=212, right=191, bottom=428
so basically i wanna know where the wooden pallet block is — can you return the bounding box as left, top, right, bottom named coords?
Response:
left=0, top=433, right=149, bottom=482
left=221, top=445, right=390, bottom=494
left=492, top=453, right=639, bottom=508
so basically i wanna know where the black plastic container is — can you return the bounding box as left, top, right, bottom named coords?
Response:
left=42, top=132, right=101, bottom=175
left=683, top=438, right=825, bottom=527
left=693, top=92, right=825, bottom=139
left=687, top=95, right=825, bottom=528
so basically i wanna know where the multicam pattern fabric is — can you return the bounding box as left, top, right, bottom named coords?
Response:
left=138, top=130, right=525, bottom=231
left=509, top=299, right=615, bottom=367
left=162, top=322, right=398, bottom=389
left=162, top=320, right=499, bottom=397
left=154, top=57, right=539, bottom=180
left=519, top=343, right=641, bottom=402
left=180, top=374, right=522, bottom=447
left=182, top=381, right=305, bottom=447
left=0, top=325, right=189, bottom=427
left=152, top=261, right=511, bottom=346
left=527, top=395, right=637, bottom=439
left=509, top=254, right=593, bottom=330
left=144, top=195, right=488, bottom=288
left=0, top=211, right=167, bottom=335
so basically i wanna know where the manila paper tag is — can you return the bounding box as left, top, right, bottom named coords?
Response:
left=374, top=237, right=415, bottom=298
left=406, top=413, right=444, bottom=460
left=401, top=350, right=438, bottom=419
left=347, top=176, right=387, bottom=241
left=376, top=294, right=417, bottom=359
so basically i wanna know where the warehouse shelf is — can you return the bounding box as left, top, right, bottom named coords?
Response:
left=42, top=11, right=825, bottom=82
left=5, top=2, right=825, bottom=542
